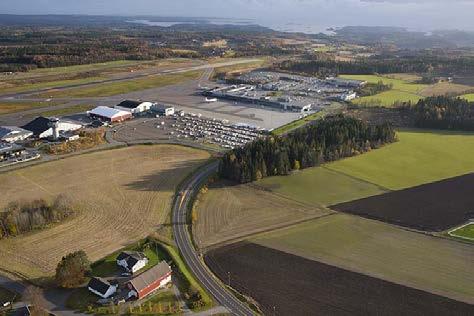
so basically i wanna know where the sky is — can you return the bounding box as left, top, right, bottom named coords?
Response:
left=0, top=0, right=472, bottom=32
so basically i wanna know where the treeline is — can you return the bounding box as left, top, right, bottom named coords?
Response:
left=357, top=81, right=392, bottom=97
left=0, top=195, right=74, bottom=238
left=412, top=96, right=474, bottom=130
left=276, top=54, right=474, bottom=78
left=220, top=116, right=396, bottom=183
left=0, top=26, right=294, bottom=72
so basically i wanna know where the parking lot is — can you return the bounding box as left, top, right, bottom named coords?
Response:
left=112, top=113, right=265, bottom=149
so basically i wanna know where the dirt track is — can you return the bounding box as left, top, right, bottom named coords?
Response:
left=0, top=145, right=210, bottom=279
left=332, top=173, right=474, bottom=231
left=205, top=242, right=474, bottom=316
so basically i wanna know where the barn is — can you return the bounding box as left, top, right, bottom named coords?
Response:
left=115, top=100, right=153, bottom=114
left=87, top=277, right=117, bottom=299
left=88, top=106, right=132, bottom=123
left=126, top=261, right=172, bottom=300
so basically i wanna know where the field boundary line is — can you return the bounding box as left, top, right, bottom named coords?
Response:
left=322, top=166, right=392, bottom=193
left=199, top=212, right=337, bottom=253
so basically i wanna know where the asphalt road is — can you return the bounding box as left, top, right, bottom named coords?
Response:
left=172, top=162, right=255, bottom=316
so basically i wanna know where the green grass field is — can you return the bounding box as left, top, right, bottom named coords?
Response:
left=461, top=93, right=474, bottom=101
left=0, top=101, right=64, bottom=114
left=39, top=70, right=201, bottom=98
left=272, top=103, right=342, bottom=135
left=340, top=74, right=427, bottom=107
left=0, top=76, right=106, bottom=95
left=39, top=104, right=95, bottom=117
left=252, top=214, right=474, bottom=304
left=327, top=129, right=474, bottom=190
left=448, top=223, right=474, bottom=241
left=256, top=167, right=386, bottom=206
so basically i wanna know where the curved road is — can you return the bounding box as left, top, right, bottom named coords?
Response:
left=172, top=161, right=255, bottom=316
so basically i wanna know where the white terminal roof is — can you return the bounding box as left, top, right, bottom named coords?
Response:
left=89, top=106, right=131, bottom=119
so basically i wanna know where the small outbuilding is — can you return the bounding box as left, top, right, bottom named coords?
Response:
left=152, top=104, right=175, bottom=116
left=88, top=106, right=132, bottom=123
left=115, top=100, right=153, bottom=114
left=126, top=261, right=172, bottom=300
left=117, top=251, right=148, bottom=274
left=87, top=277, right=117, bottom=299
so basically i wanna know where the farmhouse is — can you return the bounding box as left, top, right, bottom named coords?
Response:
left=88, top=106, right=132, bottom=123
left=0, top=126, right=33, bottom=143
left=126, top=261, right=172, bottom=300
left=87, top=277, right=117, bottom=299
left=115, top=100, right=153, bottom=114
left=116, top=251, right=148, bottom=274
left=21, top=117, right=82, bottom=139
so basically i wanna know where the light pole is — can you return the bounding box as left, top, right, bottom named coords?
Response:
left=227, top=271, right=231, bottom=287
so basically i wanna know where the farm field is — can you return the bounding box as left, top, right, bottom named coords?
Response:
left=252, top=214, right=474, bottom=303
left=255, top=167, right=386, bottom=207
left=332, top=173, right=474, bottom=231
left=193, top=181, right=331, bottom=250
left=37, top=70, right=202, bottom=98
left=205, top=242, right=474, bottom=316
left=0, top=145, right=210, bottom=279
left=461, top=93, right=474, bottom=101
left=340, top=74, right=426, bottom=107
left=419, top=82, right=472, bottom=97
left=327, top=129, right=474, bottom=190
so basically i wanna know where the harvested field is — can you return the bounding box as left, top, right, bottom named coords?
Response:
left=419, top=82, right=472, bottom=97
left=332, top=173, right=474, bottom=231
left=205, top=242, right=474, bottom=316
left=253, top=214, right=474, bottom=304
left=0, top=145, right=210, bottom=279
left=193, top=181, right=331, bottom=250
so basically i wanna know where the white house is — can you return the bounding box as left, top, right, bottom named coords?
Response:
left=0, top=126, right=33, bottom=143
left=117, top=251, right=148, bottom=274
left=21, top=117, right=82, bottom=139
left=115, top=100, right=153, bottom=114
left=340, top=92, right=357, bottom=101
left=87, top=277, right=117, bottom=299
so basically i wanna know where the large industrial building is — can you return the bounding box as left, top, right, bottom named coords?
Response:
left=115, top=100, right=154, bottom=114
left=0, top=126, right=33, bottom=143
left=22, top=117, right=83, bottom=139
left=88, top=106, right=133, bottom=123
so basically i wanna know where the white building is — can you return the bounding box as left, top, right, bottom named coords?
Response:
left=87, top=277, right=117, bottom=299
left=0, top=126, right=33, bottom=143
left=341, top=92, right=357, bottom=101
left=88, top=106, right=132, bottom=123
left=21, top=117, right=82, bottom=139
left=115, top=100, right=153, bottom=114
left=117, top=251, right=148, bottom=274
left=152, top=104, right=175, bottom=116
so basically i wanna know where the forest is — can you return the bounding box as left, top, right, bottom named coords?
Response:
left=277, top=53, right=474, bottom=78
left=0, top=195, right=75, bottom=238
left=0, top=25, right=293, bottom=72
left=220, top=116, right=396, bottom=183
left=412, top=96, right=474, bottom=131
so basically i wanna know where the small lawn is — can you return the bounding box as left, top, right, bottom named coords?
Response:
left=449, top=223, right=474, bottom=242
left=91, top=242, right=165, bottom=278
